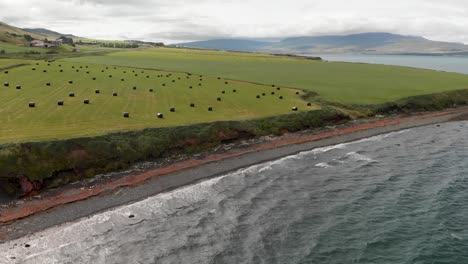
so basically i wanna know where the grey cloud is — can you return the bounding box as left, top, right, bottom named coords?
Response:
left=2, top=0, right=468, bottom=44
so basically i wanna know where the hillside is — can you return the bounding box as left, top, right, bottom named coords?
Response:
left=0, top=22, right=46, bottom=45
left=178, top=33, right=468, bottom=55
left=22, top=28, right=77, bottom=38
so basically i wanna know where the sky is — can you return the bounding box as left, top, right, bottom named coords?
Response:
left=1, top=0, right=468, bottom=44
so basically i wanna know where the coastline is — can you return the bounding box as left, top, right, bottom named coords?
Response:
left=0, top=107, right=467, bottom=242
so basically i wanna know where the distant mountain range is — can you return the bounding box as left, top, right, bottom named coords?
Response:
left=177, top=33, right=468, bottom=55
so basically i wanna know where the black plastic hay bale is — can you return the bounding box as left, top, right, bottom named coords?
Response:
left=86, top=66, right=88, bottom=68
left=225, top=82, right=228, bottom=84
left=256, top=95, right=260, bottom=99
left=4, top=71, right=8, bottom=74
left=272, top=84, right=275, bottom=87
left=162, top=83, right=166, bottom=86
left=292, top=106, right=298, bottom=111
left=279, top=96, right=283, bottom=99
left=113, top=92, right=118, bottom=96
left=296, top=92, right=300, bottom=95
left=3, top=82, right=9, bottom=87
left=233, top=89, right=237, bottom=93
left=108, top=75, right=112, bottom=78
left=169, top=107, right=175, bottom=112
left=134, top=74, right=138, bottom=77
left=172, top=80, right=175, bottom=82
left=123, top=112, right=129, bottom=118
left=261, top=93, right=266, bottom=96
left=178, top=77, right=181, bottom=80
left=121, top=78, right=125, bottom=81
left=86, top=71, right=90, bottom=74
left=277, top=87, right=280, bottom=90
left=28, top=102, right=35, bottom=108
left=95, top=89, right=100, bottom=94
left=84, top=99, right=90, bottom=104
left=32, top=68, right=36, bottom=71
left=157, top=113, right=164, bottom=119
left=217, top=77, right=221, bottom=79
left=76, top=70, right=79, bottom=72
left=68, top=80, right=73, bottom=84
left=113, top=67, right=117, bottom=69
left=208, top=106, right=213, bottom=111
left=307, top=102, right=312, bottom=106
left=132, top=70, right=135, bottom=73
left=271, top=92, right=275, bottom=95
left=92, top=77, right=96, bottom=80
left=57, top=100, right=64, bottom=106
left=147, top=76, right=150, bottom=78
left=60, top=69, right=63, bottom=72
left=46, top=82, right=51, bottom=86
left=16, top=85, right=21, bottom=90
left=106, top=67, right=109, bottom=69
left=59, top=64, right=62, bottom=67
left=189, top=86, right=192, bottom=89
left=69, top=92, right=75, bottom=97
left=133, top=86, right=137, bottom=90
left=101, top=70, right=105, bottom=72
left=72, top=66, right=75, bottom=69
left=79, top=66, right=82, bottom=69
left=36, top=63, right=39, bottom=65
left=47, top=64, right=50, bottom=66
left=43, top=70, right=47, bottom=73
left=149, top=88, right=153, bottom=92
left=199, top=78, right=203, bottom=81
left=217, top=97, right=222, bottom=101
left=123, top=71, right=127, bottom=73
left=198, top=83, right=202, bottom=86
left=190, top=102, right=195, bottom=107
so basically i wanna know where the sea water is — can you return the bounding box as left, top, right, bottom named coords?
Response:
left=0, top=121, right=467, bottom=263
left=314, top=54, right=468, bottom=75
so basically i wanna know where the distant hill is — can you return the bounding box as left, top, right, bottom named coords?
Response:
left=0, top=22, right=46, bottom=44
left=22, top=28, right=77, bottom=38
left=178, top=33, right=468, bottom=55
left=176, top=39, right=271, bottom=52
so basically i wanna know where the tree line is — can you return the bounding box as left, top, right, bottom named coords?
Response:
left=100, top=42, right=139, bottom=48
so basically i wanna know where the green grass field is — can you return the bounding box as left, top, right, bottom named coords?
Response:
left=64, top=48, right=468, bottom=104
left=0, top=60, right=310, bottom=143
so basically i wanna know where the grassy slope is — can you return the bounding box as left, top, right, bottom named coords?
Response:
left=0, top=22, right=45, bottom=45
left=0, top=61, right=310, bottom=143
left=64, top=48, right=468, bottom=104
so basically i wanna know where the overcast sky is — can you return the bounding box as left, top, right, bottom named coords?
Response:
left=1, top=0, right=468, bottom=44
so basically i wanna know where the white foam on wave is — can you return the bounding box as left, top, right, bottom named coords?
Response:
left=0, top=173, right=229, bottom=264
left=315, top=162, right=333, bottom=168
left=345, top=152, right=377, bottom=163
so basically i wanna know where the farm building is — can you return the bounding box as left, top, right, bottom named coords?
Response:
left=29, top=40, right=61, bottom=48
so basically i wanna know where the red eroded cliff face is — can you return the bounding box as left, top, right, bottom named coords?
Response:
left=18, top=176, right=41, bottom=197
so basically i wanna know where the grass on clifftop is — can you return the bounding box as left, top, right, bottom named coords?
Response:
left=0, top=60, right=310, bottom=143
left=64, top=48, right=468, bottom=104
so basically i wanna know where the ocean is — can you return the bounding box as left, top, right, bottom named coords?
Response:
left=314, top=54, right=468, bottom=75
left=1, top=121, right=467, bottom=263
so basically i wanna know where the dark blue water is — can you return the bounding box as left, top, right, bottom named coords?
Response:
left=1, top=121, right=467, bottom=264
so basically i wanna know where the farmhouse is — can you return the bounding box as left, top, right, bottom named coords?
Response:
left=29, top=40, right=45, bottom=47
left=29, top=40, right=61, bottom=48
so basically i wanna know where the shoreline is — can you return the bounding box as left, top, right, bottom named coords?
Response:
left=0, top=107, right=467, bottom=242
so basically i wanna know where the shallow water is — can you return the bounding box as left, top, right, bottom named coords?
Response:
left=1, top=121, right=467, bottom=264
